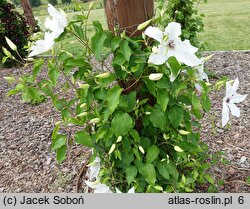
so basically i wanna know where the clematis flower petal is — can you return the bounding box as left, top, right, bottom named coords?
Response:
left=225, top=82, right=233, bottom=98
left=145, top=26, right=164, bottom=43
left=88, top=157, right=101, bottom=180
left=164, top=22, right=182, bottom=39
left=195, top=83, right=202, bottom=92
left=46, top=4, right=67, bottom=38
left=231, top=93, right=247, bottom=103
left=232, top=77, right=239, bottom=92
left=171, top=40, right=201, bottom=67
left=228, top=103, right=240, bottom=117
left=115, top=187, right=135, bottom=193
left=222, top=102, right=230, bottom=127
left=148, top=45, right=168, bottom=65
left=196, top=65, right=209, bottom=82
left=93, top=184, right=113, bottom=193
left=115, top=188, right=122, bottom=193
left=128, top=187, right=135, bottom=193
left=28, top=32, right=55, bottom=57
left=85, top=180, right=113, bottom=193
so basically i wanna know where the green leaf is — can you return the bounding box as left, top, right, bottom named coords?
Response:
left=172, top=83, right=187, bottom=97
left=111, top=37, right=121, bottom=51
left=48, top=61, right=60, bottom=85
left=112, top=53, right=127, bottom=66
left=168, top=105, right=183, bottom=128
left=91, top=21, right=107, bottom=60
left=75, top=131, right=93, bottom=147
left=106, top=85, right=123, bottom=114
left=150, top=105, right=167, bottom=130
left=53, top=98, right=67, bottom=111
left=202, top=94, right=211, bottom=112
left=143, top=78, right=156, bottom=96
left=63, top=57, right=90, bottom=72
left=51, top=134, right=67, bottom=150
left=52, top=122, right=60, bottom=140
left=156, top=76, right=170, bottom=89
left=56, top=145, right=67, bottom=163
left=167, top=56, right=182, bottom=79
left=146, top=145, right=160, bottom=163
left=73, top=24, right=85, bottom=40
left=157, top=161, right=170, bottom=180
left=3, top=76, right=15, bottom=84
left=2, top=47, right=11, bottom=57
left=142, top=163, right=156, bottom=185
left=32, top=59, right=44, bottom=79
left=130, top=129, right=140, bottom=143
left=191, top=92, right=202, bottom=118
left=120, top=41, right=132, bottom=61
left=157, top=89, right=169, bottom=112
left=111, top=112, right=133, bottom=136
left=2, top=56, right=8, bottom=64
left=126, top=166, right=137, bottom=185
left=205, top=174, right=215, bottom=184
left=119, top=91, right=136, bottom=111
left=192, top=93, right=202, bottom=110
left=58, top=50, right=73, bottom=63
left=7, top=89, right=20, bottom=96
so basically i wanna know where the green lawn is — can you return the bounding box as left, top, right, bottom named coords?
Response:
left=27, top=0, right=250, bottom=52
left=198, top=0, right=250, bottom=50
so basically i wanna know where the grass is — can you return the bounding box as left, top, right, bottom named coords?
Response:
left=198, top=0, right=250, bottom=51
left=17, top=0, right=250, bottom=53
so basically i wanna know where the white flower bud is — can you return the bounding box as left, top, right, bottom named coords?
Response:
left=174, top=146, right=183, bottom=152
left=77, top=112, right=88, bottom=117
left=108, top=144, right=116, bottom=155
left=149, top=73, right=163, bottom=81
left=5, top=37, right=17, bottom=51
left=178, top=130, right=190, bottom=135
left=139, top=146, right=145, bottom=154
left=80, top=103, right=87, bottom=109
left=137, top=19, right=152, bottom=31
left=78, top=82, right=90, bottom=89
left=89, top=2, right=94, bottom=10
left=95, top=72, right=110, bottom=79
left=90, top=118, right=100, bottom=124
left=116, top=136, right=122, bottom=143
left=152, top=46, right=158, bottom=54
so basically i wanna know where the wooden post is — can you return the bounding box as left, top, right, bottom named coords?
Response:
left=104, top=0, right=154, bottom=37
left=20, top=0, right=36, bottom=32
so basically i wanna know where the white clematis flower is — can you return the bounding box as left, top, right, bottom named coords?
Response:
left=85, top=180, right=113, bottom=193
left=116, top=187, right=135, bottom=193
left=45, top=4, right=67, bottom=38
left=28, top=32, right=55, bottom=57
left=222, top=78, right=247, bottom=127
left=145, top=22, right=201, bottom=67
left=88, top=157, right=101, bottom=180
left=28, top=4, right=67, bottom=57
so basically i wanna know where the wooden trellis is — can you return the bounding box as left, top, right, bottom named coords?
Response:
left=104, top=0, right=154, bottom=37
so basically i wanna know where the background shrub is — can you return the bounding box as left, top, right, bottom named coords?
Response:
left=48, top=0, right=58, bottom=6
left=11, top=0, right=20, bottom=6
left=29, top=0, right=41, bottom=7
left=0, top=0, right=30, bottom=67
left=61, top=0, right=72, bottom=4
